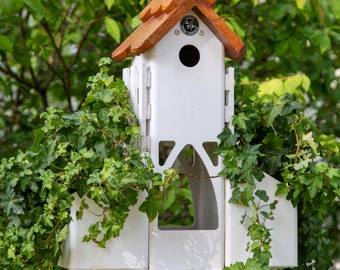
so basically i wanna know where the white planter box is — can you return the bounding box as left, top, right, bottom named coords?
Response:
left=59, top=193, right=148, bottom=270
left=225, top=173, right=298, bottom=268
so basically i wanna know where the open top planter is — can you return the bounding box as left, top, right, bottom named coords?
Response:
left=60, top=0, right=297, bottom=269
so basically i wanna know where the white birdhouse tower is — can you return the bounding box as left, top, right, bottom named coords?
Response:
left=60, top=0, right=297, bottom=269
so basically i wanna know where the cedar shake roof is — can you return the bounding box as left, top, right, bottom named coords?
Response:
left=111, top=0, right=246, bottom=61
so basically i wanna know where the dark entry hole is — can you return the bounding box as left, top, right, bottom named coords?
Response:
left=179, top=45, right=200, bottom=67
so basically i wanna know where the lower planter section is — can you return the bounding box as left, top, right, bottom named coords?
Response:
left=225, top=173, right=298, bottom=268
left=59, top=173, right=297, bottom=269
left=58, top=193, right=148, bottom=270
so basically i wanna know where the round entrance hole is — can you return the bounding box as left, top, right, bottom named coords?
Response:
left=179, top=45, right=200, bottom=67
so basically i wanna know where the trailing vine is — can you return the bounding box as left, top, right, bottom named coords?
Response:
left=219, top=72, right=340, bottom=269
left=0, top=58, right=171, bottom=269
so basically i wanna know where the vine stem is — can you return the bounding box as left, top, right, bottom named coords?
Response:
left=177, top=171, right=220, bottom=179
left=292, top=117, right=303, bottom=164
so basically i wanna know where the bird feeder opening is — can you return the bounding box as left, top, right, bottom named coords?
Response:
left=179, top=45, right=200, bottom=67
left=158, top=144, right=218, bottom=230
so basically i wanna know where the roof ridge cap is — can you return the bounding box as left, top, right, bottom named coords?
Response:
left=140, top=0, right=178, bottom=22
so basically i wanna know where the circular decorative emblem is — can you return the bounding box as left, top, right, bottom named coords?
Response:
left=180, top=15, right=199, bottom=36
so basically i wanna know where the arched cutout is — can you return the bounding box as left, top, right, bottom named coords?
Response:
left=203, top=141, right=219, bottom=166
left=158, top=145, right=218, bottom=230
left=158, top=173, right=194, bottom=227
left=159, top=141, right=176, bottom=166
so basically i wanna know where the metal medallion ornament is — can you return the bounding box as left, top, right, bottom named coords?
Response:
left=180, top=15, right=199, bottom=36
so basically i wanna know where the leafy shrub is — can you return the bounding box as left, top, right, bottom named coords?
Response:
left=0, top=58, right=168, bottom=269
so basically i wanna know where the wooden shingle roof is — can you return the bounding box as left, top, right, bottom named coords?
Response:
left=111, top=0, right=245, bottom=61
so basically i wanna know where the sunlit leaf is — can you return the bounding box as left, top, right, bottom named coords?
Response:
left=258, top=79, right=283, bottom=101
left=301, top=74, right=311, bottom=91
left=302, top=131, right=317, bottom=154
left=283, top=75, right=302, bottom=95
left=296, top=0, right=306, bottom=10
left=105, top=17, right=121, bottom=44
left=131, top=15, right=142, bottom=29
left=104, top=0, right=115, bottom=10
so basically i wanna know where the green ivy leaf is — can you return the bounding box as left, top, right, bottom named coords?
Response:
left=240, top=144, right=261, bottom=171
left=307, top=175, right=323, bottom=198
left=245, top=257, right=265, bottom=270
left=162, top=188, right=176, bottom=210
left=275, top=183, right=289, bottom=197
left=39, top=140, right=57, bottom=168
left=281, top=99, right=304, bottom=115
left=263, top=153, right=282, bottom=175
left=31, top=129, right=45, bottom=152
left=262, top=104, right=282, bottom=127
left=139, top=189, right=163, bottom=222
left=0, top=186, right=24, bottom=215
left=232, top=112, right=249, bottom=130
left=255, top=190, right=269, bottom=203
left=327, top=167, right=340, bottom=188
left=56, top=225, right=69, bottom=243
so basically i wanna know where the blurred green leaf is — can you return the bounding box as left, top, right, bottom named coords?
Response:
left=105, top=17, right=121, bottom=44
left=0, top=34, right=13, bottom=52
left=104, top=0, right=115, bottom=10
left=23, top=0, right=46, bottom=20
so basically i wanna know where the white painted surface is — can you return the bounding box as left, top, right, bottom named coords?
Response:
left=225, top=173, right=298, bottom=268
left=129, top=12, right=226, bottom=269
left=58, top=194, right=148, bottom=269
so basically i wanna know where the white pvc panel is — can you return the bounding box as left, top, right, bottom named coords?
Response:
left=59, top=194, right=148, bottom=269
left=225, top=173, right=298, bottom=268
left=132, top=11, right=226, bottom=269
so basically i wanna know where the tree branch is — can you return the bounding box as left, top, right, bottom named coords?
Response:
left=0, top=65, right=33, bottom=91
left=40, top=19, right=69, bottom=74
left=68, top=5, right=107, bottom=70
left=19, top=10, right=41, bottom=92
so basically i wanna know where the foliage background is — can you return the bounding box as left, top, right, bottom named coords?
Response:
left=0, top=0, right=339, bottom=269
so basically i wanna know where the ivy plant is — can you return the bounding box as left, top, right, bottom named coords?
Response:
left=0, top=58, right=172, bottom=269
left=219, top=72, right=340, bottom=269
